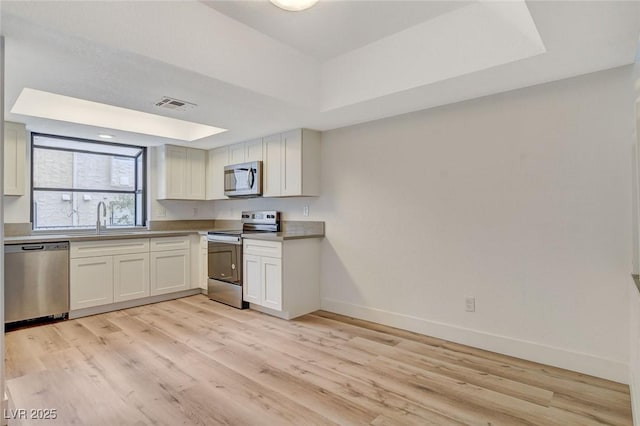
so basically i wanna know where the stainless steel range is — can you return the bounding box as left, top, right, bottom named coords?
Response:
left=207, top=210, right=280, bottom=308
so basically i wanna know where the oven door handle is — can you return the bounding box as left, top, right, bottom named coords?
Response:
left=207, top=236, right=242, bottom=244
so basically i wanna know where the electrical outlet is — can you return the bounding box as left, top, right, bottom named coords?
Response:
left=465, top=297, right=475, bottom=312
left=193, top=207, right=199, bottom=217
left=157, top=207, right=167, bottom=218
left=303, top=204, right=309, bottom=217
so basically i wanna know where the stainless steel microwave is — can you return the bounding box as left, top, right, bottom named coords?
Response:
left=224, top=161, right=262, bottom=197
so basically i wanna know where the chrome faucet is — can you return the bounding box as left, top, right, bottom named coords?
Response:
left=96, top=201, right=107, bottom=234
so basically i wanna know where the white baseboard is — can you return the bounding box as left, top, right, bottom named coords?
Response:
left=321, top=297, right=629, bottom=384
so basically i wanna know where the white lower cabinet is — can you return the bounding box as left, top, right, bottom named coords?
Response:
left=113, top=253, right=150, bottom=303
left=70, top=256, right=114, bottom=310
left=150, top=249, right=190, bottom=296
left=243, top=238, right=320, bottom=319
left=70, top=239, right=149, bottom=310
left=70, top=236, right=192, bottom=313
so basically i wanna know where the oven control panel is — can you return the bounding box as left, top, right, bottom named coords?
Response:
left=241, top=210, right=280, bottom=224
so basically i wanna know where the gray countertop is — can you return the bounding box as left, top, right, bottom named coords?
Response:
left=5, top=229, right=324, bottom=245
left=4, top=230, right=195, bottom=245
left=241, top=231, right=324, bottom=241
left=4, top=221, right=325, bottom=244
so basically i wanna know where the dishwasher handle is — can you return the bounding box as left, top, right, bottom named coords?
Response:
left=21, top=245, right=45, bottom=251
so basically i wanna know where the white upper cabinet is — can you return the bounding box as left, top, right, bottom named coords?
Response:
left=228, top=138, right=263, bottom=164
left=186, top=148, right=206, bottom=200
left=156, top=145, right=206, bottom=200
left=205, top=146, right=228, bottom=200
left=245, top=139, right=263, bottom=162
left=263, top=129, right=320, bottom=197
left=205, top=129, right=318, bottom=200
left=262, top=133, right=282, bottom=197
left=4, top=122, right=26, bottom=196
left=228, top=143, right=246, bottom=165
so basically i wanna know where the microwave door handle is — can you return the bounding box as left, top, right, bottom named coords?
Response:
left=248, top=168, right=255, bottom=189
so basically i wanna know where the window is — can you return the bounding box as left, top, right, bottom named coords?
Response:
left=31, top=134, right=146, bottom=231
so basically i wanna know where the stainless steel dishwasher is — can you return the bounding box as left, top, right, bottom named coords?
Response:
left=4, top=242, right=69, bottom=323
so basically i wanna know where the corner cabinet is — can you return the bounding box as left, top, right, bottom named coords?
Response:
left=243, top=238, right=321, bottom=320
left=263, top=129, right=320, bottom=197
left=156, top=145, right=206, bottom=200
left=4, top=121, right=26, bottom=196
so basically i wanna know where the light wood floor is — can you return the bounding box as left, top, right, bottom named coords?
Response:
left=5, top=295, right=633, bottom=425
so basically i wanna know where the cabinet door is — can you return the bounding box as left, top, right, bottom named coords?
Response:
left=166, top=145, right=188, bottom=198
left=281, top=129, right=302, bottom=197
left=245, top=139, right=263, bottom=162
left=262, top=257, right=282, bottom=311
left=262, top=133, right=281, bottom=197
left=243, top=253, right=261, bottom=304
left=228, top=144, right=246, bottom=165
left=70, top=256, right=114, bottom=310
left=150, top=249, right=191, bottom=296
left=187, top=148, right=206, bottom=200
left=206, top=147, right=228, bottom=200
left=113, top=253, right=150, bottom=302
left=4, top=122, right=26, bottom=196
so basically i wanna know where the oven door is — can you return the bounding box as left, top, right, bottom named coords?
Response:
left=208, top=240, right=242, bottom=285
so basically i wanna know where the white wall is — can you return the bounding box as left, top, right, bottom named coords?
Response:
left=211, top=66, right=635, bottom=383
left=319, top=66, right=634, bottom=382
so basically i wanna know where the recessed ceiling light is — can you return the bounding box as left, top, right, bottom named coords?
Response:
left=98, top=134, right=113, bottom=139
left=11, top=88, right=227, bottom=141
left=270, top=0, right=318, bottom=12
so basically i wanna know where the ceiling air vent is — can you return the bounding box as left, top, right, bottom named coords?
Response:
left=154, top=96, right=196, bottom=112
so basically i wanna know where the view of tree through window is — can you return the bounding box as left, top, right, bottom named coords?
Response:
left=32, top=134, right=146, bottom=230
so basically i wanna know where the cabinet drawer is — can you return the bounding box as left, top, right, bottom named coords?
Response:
left=243, top=239, right=282, bottom=258
left=70, top=238, right=150, bottom=258
left=150, top=236, right=190, bottom=252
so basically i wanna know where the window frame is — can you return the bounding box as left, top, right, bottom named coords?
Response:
left=30, top=133, right=147, bottom=231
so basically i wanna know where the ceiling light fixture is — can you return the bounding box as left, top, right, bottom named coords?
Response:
left=270, top=0, right=318, bottom=12
left=11, top=88, right=227, bottom=142
left=98, top=134, right=113, bottom=139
